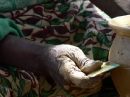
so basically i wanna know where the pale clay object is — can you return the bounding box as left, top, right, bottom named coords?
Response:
left=109, top=15, right=130, bottom=97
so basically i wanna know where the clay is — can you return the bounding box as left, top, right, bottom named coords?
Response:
left=50, top=44, right=102, bottom=88
left=109, top=15, right=130, bottom=97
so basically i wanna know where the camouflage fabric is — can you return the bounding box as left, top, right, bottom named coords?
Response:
left=0, top=0, right=44, bottom=12
left=0, top=0, right=117, bottom=97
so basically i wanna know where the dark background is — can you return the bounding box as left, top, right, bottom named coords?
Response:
left=90, top=0, right=128, bottom=17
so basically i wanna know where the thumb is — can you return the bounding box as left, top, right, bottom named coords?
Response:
left=81, top=60, right=103, bottom=74
left=65, top=45, right=102, bottom=74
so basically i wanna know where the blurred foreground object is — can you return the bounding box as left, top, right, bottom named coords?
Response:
left=109, top=15, right=130, bottom=97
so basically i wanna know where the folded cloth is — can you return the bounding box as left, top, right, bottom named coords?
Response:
left=0, top=18, right=23, bottom=40
left=0, top=0, right=44, bottom=12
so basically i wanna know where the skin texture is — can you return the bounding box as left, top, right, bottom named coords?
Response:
left=0, top=35, right=102, bottom=89
left=0, top=35, right=50, bottom=75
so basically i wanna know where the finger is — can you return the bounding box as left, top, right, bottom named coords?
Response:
left=81, top=60, right=103, bottom=74
left=57, top=56, right=102, bottom=89
left=52, top=44, right=88, bottom=67
left=61, top=45, right=103, bottom=74
left=64, top=45, right=89, bottom=68
left=69, top=71, right=102, bottom=89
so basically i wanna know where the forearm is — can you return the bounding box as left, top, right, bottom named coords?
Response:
left=0, top=35, right=49, bottom=75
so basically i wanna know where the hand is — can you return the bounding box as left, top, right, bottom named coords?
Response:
left=0, top=35, right=103, bottom=94
left=42, top=44, right=103, bottom=89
